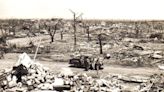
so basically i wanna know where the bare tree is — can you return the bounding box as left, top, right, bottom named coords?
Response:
left=70, top=10, right=77, bottom=47
left=69, top=9, right=83, bottom=49
left=98, top=34, right=103, bottom=54
left=0, top=25, right=7, bottom=44
left=48, top=26, right=56, bottom=43
left=58, top=20, right=65, bottom=40
left=86, top=25, right=91, bottom=41
left=46, top=19, right=62, bottom=43
left=97, top=33, right=108, bottom=54
left=135, top=22, right=140, bottom=38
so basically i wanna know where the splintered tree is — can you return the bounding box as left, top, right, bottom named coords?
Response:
left=60, top=29, right=63, bottom=40
left=86, top=25, right=91, bottom=41
left=97, top=33, right=108, bottom=54
left=135, top=22, right=140, bottom=38
left=48, top=26, right=56, bottom=43
left=46, top=19, right=62, bottom=43
left=58, top=19, right=65, bottom=40
left=79, top=15, right=91, bottom=42
left=98, top=34, right=103, bottom=54
left=0, top=25, right=7, bottom=44
left=82, top=21, right=91, bottom=42
left=69, top=9, right=83, bottom=50
left=70, top=10, right=77, bottom=47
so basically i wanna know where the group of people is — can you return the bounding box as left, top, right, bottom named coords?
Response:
left=72, top=51, right=104, bottom=71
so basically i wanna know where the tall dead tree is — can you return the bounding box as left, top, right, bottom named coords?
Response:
left=58, top=19, right=64, bottom=40
left=46, top=19, right=62, bottom=43
left=48, top=26, right=56, bottom=43
left=70, top=10, right=77, bottom=47
left=135, top=22, right=140, bottom=38
left=69, top=10, right=83, bottom=50
left=82, top=20, right=91, bottom=42
left=86, top=25, right=91, bottom=41
left=97, top=33, right=108, bottom=54
left=98, top=34, right=103, bottom=54
left=0, top=25, right=7, bottom=44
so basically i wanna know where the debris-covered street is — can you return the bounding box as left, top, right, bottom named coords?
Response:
left=0, top=53, right=164, bottom=92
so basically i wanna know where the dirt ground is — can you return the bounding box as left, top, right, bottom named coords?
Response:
left=0, top=53, right=163, bottom=78
left=2, top=32, right=164, bottom=79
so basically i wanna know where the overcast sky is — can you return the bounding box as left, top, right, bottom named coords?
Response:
left=0, top=0, right=164, bottom=20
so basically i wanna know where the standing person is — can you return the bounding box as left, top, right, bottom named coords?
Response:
left=95, top=55, right=104, bottom=70
left=84, top=56, right=90, bottom=71
left=90, top=56, right=95, bottom=70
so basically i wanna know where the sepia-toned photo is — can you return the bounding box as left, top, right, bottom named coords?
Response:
left=0, top=0, right=164, bottom=91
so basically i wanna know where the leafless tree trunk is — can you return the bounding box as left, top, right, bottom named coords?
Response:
left=86, top=26, right=91, bottom=41
left=60, top=30, right=63, bottom=40
left=58, top=19, right=64, bottom=40
left=51, top=36, right=54, bottom=42
left=70, top=9, right=83, bottom=50
left=47, top=19, right=63, bottom=43
left=135, top=22, right=139, bottom=38
left=0, top=27, right=7, bottom=44
left=73, top=13, right=77, bottom=47
left=135, top=29, right=139, bottom=38
left=48, top=26, right=57, bottom=43
left=98, top=34, right=103, bottom=54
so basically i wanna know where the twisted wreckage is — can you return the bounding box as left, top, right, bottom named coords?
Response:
left=0, top=53, right=164, bottom=92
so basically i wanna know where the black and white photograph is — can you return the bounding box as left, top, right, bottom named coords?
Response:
left=0, top=0, right=164, bottom=91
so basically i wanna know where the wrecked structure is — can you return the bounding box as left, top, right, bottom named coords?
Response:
left=0, top=53, right=164, bottom=92
left=0, top=53, right=122, bottom=92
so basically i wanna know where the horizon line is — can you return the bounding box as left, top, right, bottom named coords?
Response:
left=0, top=17, right=164, bottom=22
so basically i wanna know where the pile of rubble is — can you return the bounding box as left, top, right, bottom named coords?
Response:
left=2, top=53, right=164, bottom=91
left=0, top=53, right=124, bottom=92
left=0, top=53, right=55, bottom=91
left=112, top=44, right=164, bottom=66
left=138, top=73, right=164, bottom=92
